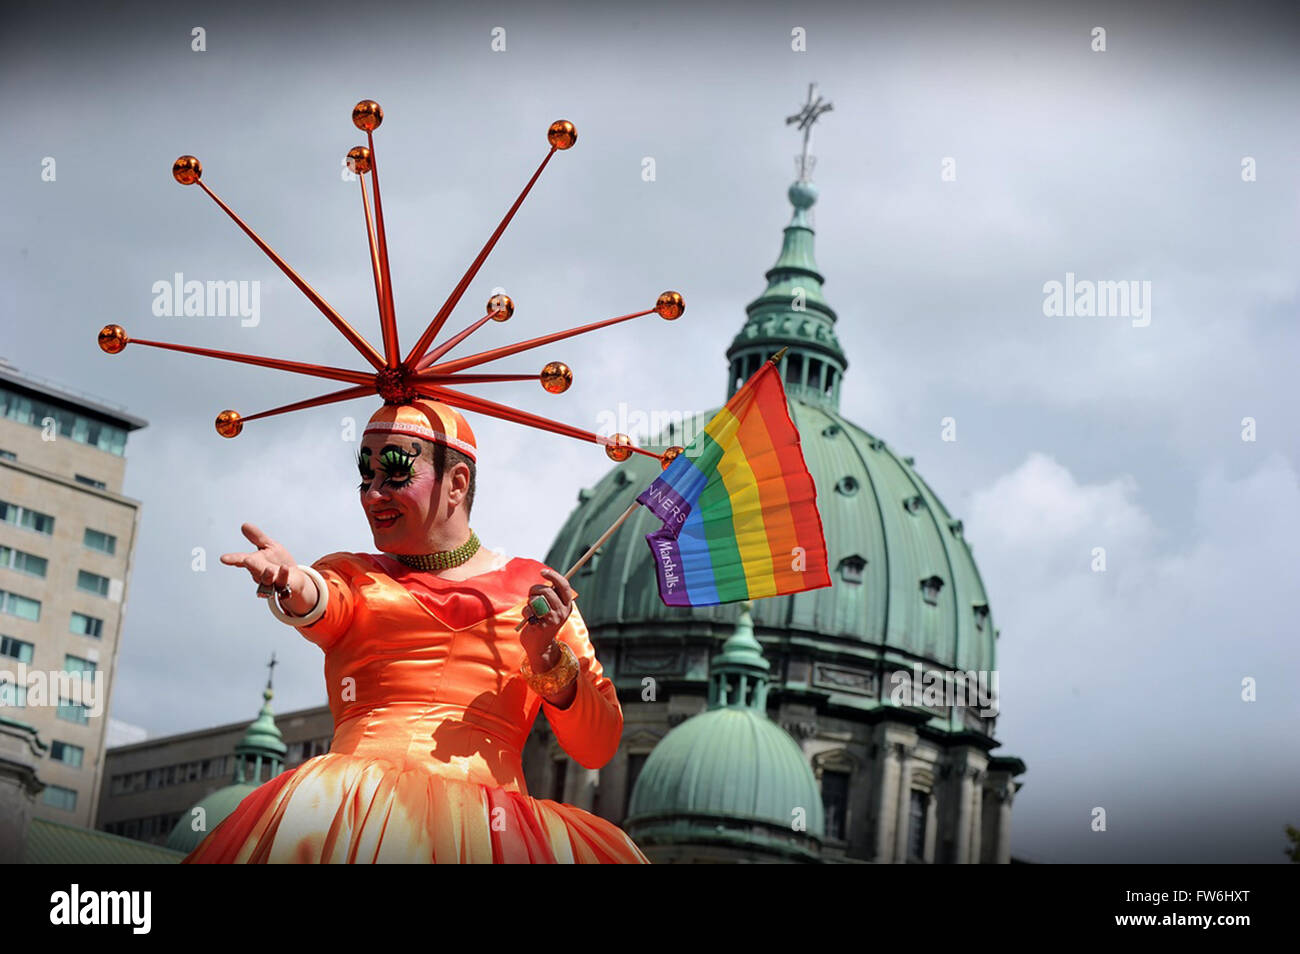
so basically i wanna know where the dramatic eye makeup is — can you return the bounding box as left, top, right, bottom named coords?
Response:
left=357, top=443, right=420, bottom=490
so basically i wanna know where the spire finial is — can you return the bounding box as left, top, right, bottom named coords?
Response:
left=785, top=82, right=833, bottom=182
left=265, top=651, right=277, bottom=698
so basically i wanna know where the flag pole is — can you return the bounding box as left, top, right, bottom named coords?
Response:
left=516, top=500, right=640, bottom=631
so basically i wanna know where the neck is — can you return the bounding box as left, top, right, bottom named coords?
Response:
left=420, top=521, right=472, bottom=552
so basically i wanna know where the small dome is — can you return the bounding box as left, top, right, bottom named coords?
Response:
left=624, top=604, right=824, bottom=860
left=164, top=783, right=258, bottom=853
left=626, top=707, right=825, bottom=859
left=788, top=179, right=818, bottom=209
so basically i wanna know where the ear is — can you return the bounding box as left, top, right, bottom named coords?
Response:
left=444, top=460, right=472, bottom=508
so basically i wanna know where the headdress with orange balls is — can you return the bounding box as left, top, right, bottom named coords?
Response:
left=98, top=100, right=685, bottom=469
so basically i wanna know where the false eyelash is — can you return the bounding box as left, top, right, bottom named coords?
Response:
left=378, top=446, right=417, bottom=473
left=356, top=447, right=381, bottom=491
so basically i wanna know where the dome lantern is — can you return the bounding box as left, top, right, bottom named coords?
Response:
left=727, top=84, right=846, bottom=411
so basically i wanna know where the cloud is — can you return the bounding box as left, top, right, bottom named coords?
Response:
left=965, top=452, right=1300, bottom=861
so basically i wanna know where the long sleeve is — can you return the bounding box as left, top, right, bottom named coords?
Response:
left=297, top=553, right=356, bottom=652
left=539, top=606, right=623, bottom=769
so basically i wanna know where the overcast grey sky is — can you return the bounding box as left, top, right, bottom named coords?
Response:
left=2, top=0, right=1297, bottom=863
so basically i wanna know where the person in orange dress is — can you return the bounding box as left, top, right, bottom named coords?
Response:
left=184, top=398, right=649, bottom=863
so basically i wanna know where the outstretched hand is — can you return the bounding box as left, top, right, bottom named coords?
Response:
left=220, top=523, right=316, bottom=614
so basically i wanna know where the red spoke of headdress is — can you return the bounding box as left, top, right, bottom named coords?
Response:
left=414, top=309, right=500, bottom=371
left=403, top=147, right=559, bottom=367
left=365, top=131, right=400, bottom=368
left=423, top=307, right=655, bottom=375
left=416, top=383, right=659, bottom=460
left=356, top=169, right=390, bottom=362
left=125, top=336, right=375, bottom=386
left=193, top=179, right=386, bottom=371
left=238, top=383, right=377, bottom=424
left=415, top=371, right=539, bottom=385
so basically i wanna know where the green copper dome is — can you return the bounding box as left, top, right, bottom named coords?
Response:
left=164, top=782, right=258, bottom=854
left=166, top=682, right=287, bottom=854
left=625, top=605, right=825, bottom=860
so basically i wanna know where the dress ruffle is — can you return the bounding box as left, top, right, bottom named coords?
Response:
left=184, top=751, right=648, bottom=864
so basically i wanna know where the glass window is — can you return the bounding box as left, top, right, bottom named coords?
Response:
left=83, top=528, right=117, bottom=556
left=70, top=612, right=104, bottom=638
left=56, top=699, right=89, bottom=725
left=0, top=679, right=27, bottom=707
left=50, top=741, right=84, bottom=768
left=41, top=784, right=78, bottom=812
left=624, top=753, right=647, bottom=816
left=821, top=769, right=850, bottom=841
left=74, top=475, right=107, bottom=490
left=0, top=635, right=34, bottom=663
left=907, top=790, right=928, bottom=860
left=0, top=500, right=54, bottom=535
left=0, top=589, right=41, bottom=622
left=0, top=546, right=48, bottom=578
left=63, top=654, right=96, bottom=674
left=76, top=570, right=110, bottom=597
left=0, top=449, right=15, bottom=461
left=0, top=386, right=128, bottom=457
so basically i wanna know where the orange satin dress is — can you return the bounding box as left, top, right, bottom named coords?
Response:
left=184, top=551, right=649, bottom=864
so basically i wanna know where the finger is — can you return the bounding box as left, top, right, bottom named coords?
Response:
left=274, top=564, right=292, bottom=589
left=220, top=552, right=252, bottom=566
left=241, top=522, right=276, bottom=550
left=536, top=586, right=564, bottom=618
left=540, top=568, right=576, bottom=605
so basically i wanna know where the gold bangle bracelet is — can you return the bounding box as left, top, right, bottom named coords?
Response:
left=520, top=640, right=579, bottom=697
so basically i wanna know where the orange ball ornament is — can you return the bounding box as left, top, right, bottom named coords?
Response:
left=604, top=433, right=634, bottom=462
left=547, top=120, right=577, bottom=150
left=215, top=410, right=243, bottom=438
left=659, top=445, right=685, bottom=469
left=172, top=156, right=202, bottom=185
left=540, top=361, right=572, bottom=394
left=352, top=100, right=383, bottom=132
left=346, top=146, right=372, bottom=175
left=97, top=324, right=128, bottom=355
left=656, top=291, right=685, bottom=320
left=487, top=293, right=514, bottom=321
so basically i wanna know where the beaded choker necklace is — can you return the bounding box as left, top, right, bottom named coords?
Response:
left=394, top=531, right=481, bottom=571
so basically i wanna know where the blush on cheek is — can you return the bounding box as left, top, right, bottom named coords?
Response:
left=395, top=472, right=440, bottom=507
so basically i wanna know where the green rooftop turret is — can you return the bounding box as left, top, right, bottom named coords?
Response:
left=707, top=602, right=770, bottom=710
left=727, top=84, right=846, bottom=410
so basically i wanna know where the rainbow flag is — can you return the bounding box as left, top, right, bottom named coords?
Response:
left=636, top=355, right=831, bottom=606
